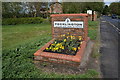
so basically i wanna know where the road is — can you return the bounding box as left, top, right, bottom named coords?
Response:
left=102, top=16, right=120, bottom=33
left=100, top=16, right=119, bottom=78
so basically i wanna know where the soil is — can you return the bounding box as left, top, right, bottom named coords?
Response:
left=43, top=50, right=77, bottom=56
left=34, top=55, right=100, bottom=75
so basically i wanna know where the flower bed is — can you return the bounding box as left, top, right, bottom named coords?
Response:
left=34, top=14, right=89, bottom=65
left=44, top=33, right=83, bottom=56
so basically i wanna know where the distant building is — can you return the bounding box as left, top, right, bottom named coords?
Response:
left=49, top=2, right=63, bottom=14
left=39, top=1, right=63, bottom=18
left=40, top=2, right=48, bottom=13
left=39, top=2, right=48, bottom=18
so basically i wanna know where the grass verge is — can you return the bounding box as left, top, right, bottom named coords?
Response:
left=88, top=21, right=101, bottom=58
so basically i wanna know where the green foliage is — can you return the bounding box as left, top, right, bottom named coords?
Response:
left=88, top=20, right=100, bottom=59
left=2, top=17, right=44, bottom=25
left=88, top=21, right=99, bottom=40
left=109, top=2, right=120, bottom=15
left=2, top=2, right=49, bottom=18
left=92, top=52, right=101, bottom=58
left=2, top=2, right=22, bottom=18
left=88, top=30, right=97, bottom=40
left=102, top=5, right=110, bottom=15
left=91, top=41, right=101, bottom=59
left=2, top=42, right=99, bottom=78
left=62, top=2, right=84, bottom=13
left=2, top=37, right=51, bottom=78
left=78, top=69, right=99, bottom=78
left=85, top=2, right=104, bottom=13
left=62, top=2, right=104, bottom=14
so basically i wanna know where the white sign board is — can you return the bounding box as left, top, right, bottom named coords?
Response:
left=54, top=18, right=84, bottom=28
left=87, top=10, right=92, bottom=14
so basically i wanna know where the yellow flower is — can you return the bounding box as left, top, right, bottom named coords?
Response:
left=51, top=43, right=55, bottom=45
left=56, top=43, right=60, bottom=46
left=80, top=42, right=82, bottom=44
left=72, top=47, right=77, bottom=51
left=52, top=48, right=54, bottom=51
left=63, top=34, right=65, bottom=36
left=56, top=43, right=62, bottom=47
left=70, top=35, right=75, bottom=39
left=52, top=47, right=59, bottom=51
left=78, top=47, right=80, bottom=49
left=79, top=38, right=82, bottom=40
left=78, top=36, right=82, bottom=40
left=61, top=46, right=64, bottom=49
left=64, top=39, right=67, bottom=42
left=60, top=45, right=64, bottom=49
left=66, top=36, right=69, bottom=39
left=78, top=36, right=82, bottom=38
left=61, top=34, right=65, bottom=37
left=49, top=47, right=52, bottom=49
left=67, top=33, right=70, bottom=34
left=60, top=46, right=62, bottom=48
left=70, top=36, right=72, bottom=39
left=46, top=48, right=49, bottom=50
left=72, top=36, right=75, bottom=39
left=52, top=48, right=57, bottom=51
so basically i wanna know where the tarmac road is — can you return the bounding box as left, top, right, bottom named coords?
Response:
left=100, top=16, right=119, bottom=78
left=102, top=16, right=120, bottom=30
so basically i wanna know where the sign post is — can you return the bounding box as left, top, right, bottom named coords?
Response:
left=54, top=18, right=84, bottom=28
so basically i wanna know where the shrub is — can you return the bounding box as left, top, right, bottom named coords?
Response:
left=2, top=17, right=44, bottom=25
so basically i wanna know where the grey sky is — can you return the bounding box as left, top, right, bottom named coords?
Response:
left=104, top=0, right=120, bottom=6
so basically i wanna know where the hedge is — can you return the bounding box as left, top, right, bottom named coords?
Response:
left=2, top=17, right=44, bottom=25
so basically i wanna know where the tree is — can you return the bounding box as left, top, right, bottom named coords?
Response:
left=27, top=2, right=48, bottom=18
left=109, top=2, right=120, bottom=15
left=2, top=2, right=22, bottom=18
left=31, top=2, right=42, bottom=17
left=62, top=2, right=104, bottom=14
left=84, top=2, right=104, bottom=13
left=102, top=5, right=109, bottom=15
left=21, top=2, right=37, bottom=17
left=62, top=2, right=85, bottom=13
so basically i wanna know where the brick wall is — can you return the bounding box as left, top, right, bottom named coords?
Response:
left=50, top=14, right=88, bottom=41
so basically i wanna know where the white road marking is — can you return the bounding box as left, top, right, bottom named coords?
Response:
left=102, top=17, right=120, bottom=34
left=102, top=21, right=106, bottom=22
left=108, top=22, right=120, bottom=31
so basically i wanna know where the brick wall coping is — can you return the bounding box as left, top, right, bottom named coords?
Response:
left=50, top=14, right=88, bottom=17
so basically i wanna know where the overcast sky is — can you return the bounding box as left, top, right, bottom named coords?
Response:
left=104, top=0, right=120, bottom=6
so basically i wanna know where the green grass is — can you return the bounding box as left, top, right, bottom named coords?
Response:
left=2, top=23, right=51, bottom=50
left=88, top=21, right=101, bottom=59
left=88, top=21, right=99, bottom=40
left=2, top=21, right=99, bottom=78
